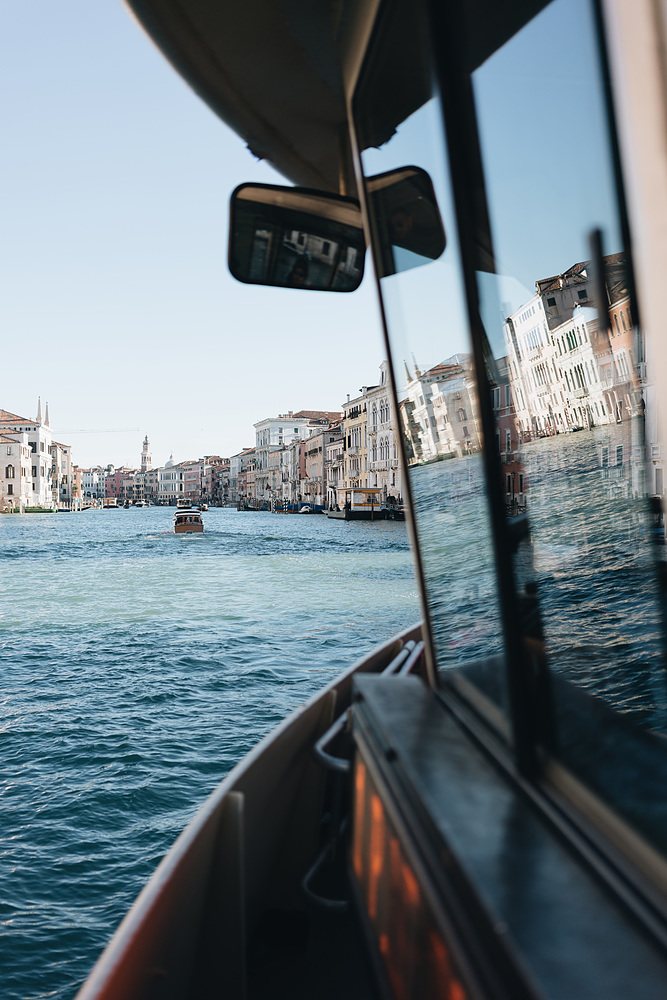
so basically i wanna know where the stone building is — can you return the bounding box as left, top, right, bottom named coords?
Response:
left=0, top=400, right=55, bottom=507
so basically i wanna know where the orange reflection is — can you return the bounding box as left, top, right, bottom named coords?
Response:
left=353, top=759, right=366, bottom=881
left=351, top=759, right=470, bottom=999
left=368, top=793, right=385, bottom=919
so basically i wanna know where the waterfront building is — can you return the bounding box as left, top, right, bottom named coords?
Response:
left=230, top=448, right=255, bottom=504
left=254, top=410, right=341, bottom=500
left=144, top=465, right=161, bottom=502
left=181, top=460, right=201, bottom=502
left=158, top=455, right=185, bottom=503
left=283, top=438, right=303, bottom=505
left=0, top=400, right=55, bottom=507
left=104, top=467, right=137, bottom=502
left=210, top=459, right=230, bottom=505
left=72, top=466, right=82, bottom=505
left=0, top=433, right=32, bottom=509
left=341, top=392, right=368, bottom=488
left=365, top=361, right=402, bottom=501
left=133, top=470, right=147, bottom=501
left=51, top=442, right=74, bottom=507
left=303, top=425, right=343, bottom=508
left=325, top=427, right=345, bottom=508
left=81, top=467, right=105, bottom=499
left=237, top=448, right=256, bottom=502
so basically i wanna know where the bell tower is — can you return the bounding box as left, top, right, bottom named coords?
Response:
left=141, top=435, right=152, bottom=473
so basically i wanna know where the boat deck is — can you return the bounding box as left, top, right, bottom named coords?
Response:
left=248, top=902, right=379, bottom=1000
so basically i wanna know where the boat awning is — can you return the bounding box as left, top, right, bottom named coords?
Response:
left=123, top=0, right=551, bottom=197
left=123, top=0, right=361, bottom=194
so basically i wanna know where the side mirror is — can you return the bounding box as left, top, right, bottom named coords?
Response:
left=365, top=166, right=446, bottom=278
left=229, top=183, right=365, bottom=291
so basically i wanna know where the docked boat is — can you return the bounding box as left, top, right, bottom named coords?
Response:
left=173, top=509, right=204, bottom=534
left=328, top=487, right=385, bottom=520
left=77, top=2, right=667, bottom=999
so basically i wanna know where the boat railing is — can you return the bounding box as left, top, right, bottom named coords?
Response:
left=313, top=640, right=422, bottom=775
left=303, top=639, right=425, bottom=910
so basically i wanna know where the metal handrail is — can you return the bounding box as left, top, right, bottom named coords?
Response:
left=312, top=640, right=417, bottom=773
left=304, top=638, right=421, bottom=911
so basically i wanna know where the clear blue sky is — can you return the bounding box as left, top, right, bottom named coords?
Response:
left=0, top=2, right=385, bottom=468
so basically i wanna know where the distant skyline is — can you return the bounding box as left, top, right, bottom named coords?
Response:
left=0, top=2, right=386, bottom=468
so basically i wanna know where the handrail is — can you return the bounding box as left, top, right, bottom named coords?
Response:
left=301, top=819, right=349, bottom=912
left=313, top=640, right=417, bottom=773
left=304, top=638, right=420, bottom=911
left=398, top=640, right=425, bottom=676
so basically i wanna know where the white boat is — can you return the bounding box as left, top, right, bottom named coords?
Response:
left=77, top=2, right=667, bottom=998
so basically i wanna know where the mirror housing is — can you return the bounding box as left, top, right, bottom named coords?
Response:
left=229, top=183, right=366, bottom=291
left=366, top=166, right=446, bottom=278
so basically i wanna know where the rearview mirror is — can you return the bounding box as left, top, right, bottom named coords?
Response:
left=229, top=183, right=365, bottom=291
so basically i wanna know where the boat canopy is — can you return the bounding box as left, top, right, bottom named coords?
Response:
left=124, top=0, right=549, bottom=198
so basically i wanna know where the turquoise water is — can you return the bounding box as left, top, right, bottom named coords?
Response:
left=0, top=507, right=419, bottom=999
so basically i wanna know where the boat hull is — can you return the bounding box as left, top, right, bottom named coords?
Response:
left=74, top=624, right=421, bottom=1000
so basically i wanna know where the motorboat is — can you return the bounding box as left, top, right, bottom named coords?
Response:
left=173, top=509, right=204, bottom=534
left=76, top=2, right=667, bottom=998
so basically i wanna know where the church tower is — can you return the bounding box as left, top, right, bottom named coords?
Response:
left=141, top=435, right=152, bottom=473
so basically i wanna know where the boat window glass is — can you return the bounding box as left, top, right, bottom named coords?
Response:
left=355, top=3, right=511, bottom=737
left=466, top=0, right=667, bottom=853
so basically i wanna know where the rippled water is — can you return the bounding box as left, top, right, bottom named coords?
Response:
left=0, top=507, right=418, bottom=1000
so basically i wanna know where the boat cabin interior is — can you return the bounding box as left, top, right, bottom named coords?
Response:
left=77, top=0, right=667, bottom=997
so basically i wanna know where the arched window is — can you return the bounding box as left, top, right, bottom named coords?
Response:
left=5, top=465, right=14, bottom=479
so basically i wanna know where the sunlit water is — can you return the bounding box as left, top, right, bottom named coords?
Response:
left=0, top=507, right=419, bottom=1000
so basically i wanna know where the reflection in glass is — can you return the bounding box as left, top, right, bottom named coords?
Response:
left=356, top=7, right=509, bottom=727
left=472, top=0, right=667, bottom=847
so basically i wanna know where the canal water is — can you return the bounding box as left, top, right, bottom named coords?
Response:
left=0, top=508, right=419, bottom=1000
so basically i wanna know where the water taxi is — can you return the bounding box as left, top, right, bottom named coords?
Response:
left=77, top=2, right=667, bottom=998
left=173, top=509, right=204, bottom=534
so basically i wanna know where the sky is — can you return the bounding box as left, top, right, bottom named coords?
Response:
left=0, top=2, right=385, bottom=469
